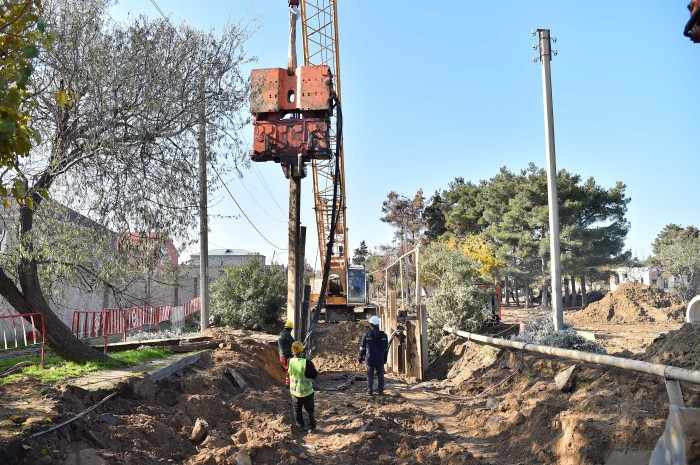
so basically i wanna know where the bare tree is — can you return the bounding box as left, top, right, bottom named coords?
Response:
left=0, top=0, right=253, bottom=362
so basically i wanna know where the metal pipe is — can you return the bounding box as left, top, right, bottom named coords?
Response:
left=444, top=326, right=700, bottom=385
left=288, top=6, right=298, bottom=75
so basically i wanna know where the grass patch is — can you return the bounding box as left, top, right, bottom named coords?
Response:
left=0, top=347, right=171, bottom=385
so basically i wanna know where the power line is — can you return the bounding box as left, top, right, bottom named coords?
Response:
left=237, top=174, right=286, bottom=223
left=149, top=0, right=170, bottom=23
left=211, top=164, right=287, bottom=251
left=251, top=162, right=286, bottom=214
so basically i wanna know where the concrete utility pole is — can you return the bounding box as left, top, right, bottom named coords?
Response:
left=536, top=28, right=564, bottom=331
left=198, top=74, right=209, bottom=333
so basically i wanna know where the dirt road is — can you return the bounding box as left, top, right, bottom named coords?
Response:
left=2, top=304, right=697, bottom=464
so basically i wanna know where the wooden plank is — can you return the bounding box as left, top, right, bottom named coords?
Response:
left=389, top=291, right=397, bottom=373
left=149, top=352, right=202, bottom=382
left=389, top=292, right=402, bottom=373
left=417, top=304, right=428, bottom=381
left=404, top=320, right=421, bottom=380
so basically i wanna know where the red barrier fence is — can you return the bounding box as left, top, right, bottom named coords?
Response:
left=71, top=298, right=200, bottom=349
left=0, top=313, right=45, bottom=366
left=183, top=297, right=200, bottom=318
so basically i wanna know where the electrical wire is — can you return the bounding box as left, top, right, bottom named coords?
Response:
left=211, top=164, right=287, bottom=251
left=237, top=175, right=286, bottom=224
left=149, top=0, right=170, bottom=23
left=251, top=162, right=287, bottom=214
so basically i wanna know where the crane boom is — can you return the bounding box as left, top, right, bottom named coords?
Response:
left=299, top=0, right=347, bottom=280
left=300, top=0, right=365, bottom=318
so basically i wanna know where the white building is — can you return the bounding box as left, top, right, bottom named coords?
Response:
left=178, top=249, right=267, bottom=303
left=609, top=266, right=669, bottom=292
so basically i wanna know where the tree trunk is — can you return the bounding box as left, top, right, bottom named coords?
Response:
left=541, top=285, right=549, bottom=308
left=504, top=277, right=509, bottom=307
left=525, top=279, right=531, bottom=308
left=514, top=287, right=519, bottom=307
left=0, top=202, right=113, bottom=364
left=563, top=278, right=570, bottom=307
left=570, top=275, right=576, bottom=306
left=581, top=274, right=588, bottom=307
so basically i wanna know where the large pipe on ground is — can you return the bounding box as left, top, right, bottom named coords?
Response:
left=443, top=326, right=700, bottom=385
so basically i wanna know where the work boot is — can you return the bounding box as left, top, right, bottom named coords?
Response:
left=295, top=422, right=305, bottom=430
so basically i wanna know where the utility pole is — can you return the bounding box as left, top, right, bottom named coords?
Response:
left=535, top=28, right=564, bottom=331
left=198, top=73, right=209, bottom=333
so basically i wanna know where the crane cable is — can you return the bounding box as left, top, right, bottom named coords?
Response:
left=303, top=93, right=342, bottom=361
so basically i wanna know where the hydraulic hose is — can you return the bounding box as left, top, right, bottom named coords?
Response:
left=303, top=94, right=343, bottom=359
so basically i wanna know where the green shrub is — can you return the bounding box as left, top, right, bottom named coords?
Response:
left=510, top=317, right=606, bottom=354
left=210, top=259, right=286, bottom=332
left=422, top=242, right=494, bottom=356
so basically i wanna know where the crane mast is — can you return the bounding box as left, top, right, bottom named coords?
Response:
left=250, top=1, right=370, bottom=328
left=299, top=0, right=349, bottom=303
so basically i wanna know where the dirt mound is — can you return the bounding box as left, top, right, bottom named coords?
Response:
left=639, top=322, right=700, bottom=371
left=572, top=282, right=686, bottom=325
left=440, top=342, right=686, bottom=464
left=309, top=320, right=369, bottom=372
left=6, top=324, right=484, bottom=465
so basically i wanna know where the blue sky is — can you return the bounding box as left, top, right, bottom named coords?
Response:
left=110, top=1, right=700, bottom=267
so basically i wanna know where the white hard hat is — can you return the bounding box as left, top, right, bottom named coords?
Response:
left=369, top=316, right=380, bottom=326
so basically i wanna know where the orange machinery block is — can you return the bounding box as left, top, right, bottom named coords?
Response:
left=250, top=66, right=333, bottom=114
left=252, top=119, right=330, bottom=163
left=250, top=65, right=333, bottom=163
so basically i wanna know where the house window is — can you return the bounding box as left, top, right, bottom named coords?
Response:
left=640, top=277, right=644, bottom=284
left=651, top=278, right=657, bottom=286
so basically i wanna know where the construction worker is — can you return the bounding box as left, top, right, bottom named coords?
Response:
left=278, top=321, right=295, bottom=386
left=289, top=341, right=318, bottom=430
left=359, top=315, right=389, bottom=395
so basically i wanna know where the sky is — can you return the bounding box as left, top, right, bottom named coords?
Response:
left=110, top=0, right=700, bottom=267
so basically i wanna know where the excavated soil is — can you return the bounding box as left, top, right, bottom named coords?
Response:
left=572, top=282, right=686, bottom=325
left=2, top=313, right=700, bottom=465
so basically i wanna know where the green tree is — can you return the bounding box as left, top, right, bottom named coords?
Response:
left=210, top=260, right=286, bottom=332
left=380, top=190, right=426, bottom=302
left=442, top=177, right=483, bottom=236
left=352, top=240, right=370, bottom=266
left=558, top=175, right=630, bottom=304
left=0, top=0, right=253, bottom=362
left=426, top=164, right=630, bottom=309
left=649, top=224, right=700, bottom=300
left=421, top=242, right=493, bottom=356
left=0, top=0, right=53, bottom=203
left=423, top=191, right=447, bottom=241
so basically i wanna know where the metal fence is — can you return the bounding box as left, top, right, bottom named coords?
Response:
left=0, top=313, right=46, bottom=366
left=70, top=298, right=201, bottom=346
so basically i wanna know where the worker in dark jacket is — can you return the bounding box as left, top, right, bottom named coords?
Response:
left=359, top=315, right=389, bottom=395
left=289, top=341, right=318, bottom=431
left=278, top=321, right=295, bottom=386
